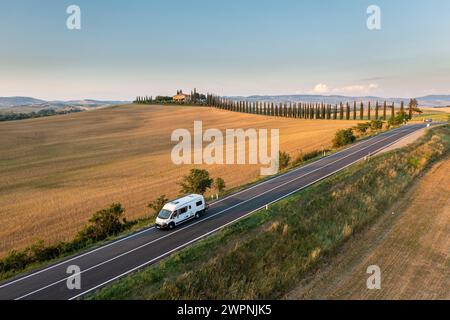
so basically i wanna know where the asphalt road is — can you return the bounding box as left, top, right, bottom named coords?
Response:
left=0, top=123, right=431, bottom=300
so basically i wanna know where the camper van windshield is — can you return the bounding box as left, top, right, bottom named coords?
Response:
left=158, top=209, right=172, bottom=219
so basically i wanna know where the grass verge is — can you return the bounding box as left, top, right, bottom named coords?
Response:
left=88, top=125, right=450, bottom=300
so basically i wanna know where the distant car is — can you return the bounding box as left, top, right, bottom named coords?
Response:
left=423, top=119, right=433, bottom=123
left=155, top=194, right=207, bottom=230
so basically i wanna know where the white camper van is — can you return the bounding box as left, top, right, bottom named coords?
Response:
left=155, top=194, right=207, bottom=230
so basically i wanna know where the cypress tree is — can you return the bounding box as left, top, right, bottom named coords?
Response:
left=353, top=101, right=357, bottom=120
left=340, top=102, right=344, bottom=120
left=368, top=102, right=371, bottom=120
left=360, top=102, right=364, bottom=120
left=383, top=101, right=387, bottom=120
left=346, top=102, right=350, bottom=120
left=400, top=101, right=405, bottom=115
left=375, top=101, right=379, bottom=120
left=408, top=100, right=413, bottom=120
left=391, top=103, right=395, bottom=119
left=327, top=104, right=331, bottom=119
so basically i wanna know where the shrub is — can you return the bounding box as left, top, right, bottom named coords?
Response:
left=214, top=178, right=226, bottom=194
left=370, top=120, right=384, bottom=130
left=292, top=150, right=324, bottom=166
left=332, top=129, right=356, bottom=148
left=354, top=123, right=370, bottom=134
left=279, top=151, right=291, bottom=170
left=389, top=112, right=409, bottom=126
left=148, top=195, right=169, bottom=218
left=77, top=203, right=126, bottom=242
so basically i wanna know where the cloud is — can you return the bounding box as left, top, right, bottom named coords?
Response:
left=312, top=83, right=330, bottom=94
left=310, top=83, right=379, bottom=95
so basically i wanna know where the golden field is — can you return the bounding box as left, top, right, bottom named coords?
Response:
left=0, top=104, right=361, bottom=256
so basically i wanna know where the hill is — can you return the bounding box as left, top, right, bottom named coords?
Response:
left=0, top=97, right=130, bottom=113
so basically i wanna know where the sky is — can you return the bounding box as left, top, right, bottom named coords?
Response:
left=1, top=0, right=450, bottom=100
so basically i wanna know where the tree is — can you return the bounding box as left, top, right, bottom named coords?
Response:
left=147, top=195, right=169, bottom=217
left=408, top=98, right=421, bottom=119
left=375, top=101, right=379, bottom=119
left=78, top=203, right=126, bottom=241
left=179, top=169, right=213, bottom=195
left=332, top=129, right=356, bottom=148
left=388, top=112, right=409, bottom=126
left=214, top=177, right=226, bottom=194
left=370, top=119, right=383, bottom=130
left=360, top=102, right=364, bottom=120
left=279, top=151, right=291, bottom=170
left=354, top=122, right=371, bottom=134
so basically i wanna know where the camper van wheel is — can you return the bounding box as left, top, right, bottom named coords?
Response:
left=195, top=212, right=200, bottom=219
left=168, top=222, right=175, bottom=230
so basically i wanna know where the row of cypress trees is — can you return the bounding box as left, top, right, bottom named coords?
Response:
left=206, top=94, right=406, bottom=121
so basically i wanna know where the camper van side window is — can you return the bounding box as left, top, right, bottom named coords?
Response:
left=180, top=207, right=187, bottom=214
left=196, top=201, right=203, bottom=207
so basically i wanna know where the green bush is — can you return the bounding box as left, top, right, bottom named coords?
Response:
left=354, top=123, right=370, bottom=134
left=370, top=120, right=384, bottom=130
left=214, top=178, right=226, bottom=194
left=77, top=203, right=126, bottom=242
left=389, top=112, right=409, bottom=126
left=279, top=151, right=291, bottom=170
left=332, top=129, right=356, bottom=148
left=292, top=149, right=326, bottom=166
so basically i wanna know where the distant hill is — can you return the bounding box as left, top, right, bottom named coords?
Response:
left=226, top=94, right=450, bottom=107
left=0, top=97, right=46, bottom=108
left=0, top=97, right=130, bottom=112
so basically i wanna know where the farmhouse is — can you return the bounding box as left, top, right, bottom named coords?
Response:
left=173, top=90, right=190, bottom=103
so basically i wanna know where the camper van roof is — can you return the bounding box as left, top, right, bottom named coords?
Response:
left=164, top=194, right=202, bottom=210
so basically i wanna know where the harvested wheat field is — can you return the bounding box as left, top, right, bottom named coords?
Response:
left=286, top=157, right=450, bottom=300
left=0, top=104, right=360, bottom=256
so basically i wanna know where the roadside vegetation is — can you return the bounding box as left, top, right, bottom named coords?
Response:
left=0, top=203, right=137, bottom=280
left=88, top=125, right=449, bottom=300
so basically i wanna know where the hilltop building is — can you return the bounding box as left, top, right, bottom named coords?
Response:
left=173, top=90, right=191, bottom=103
